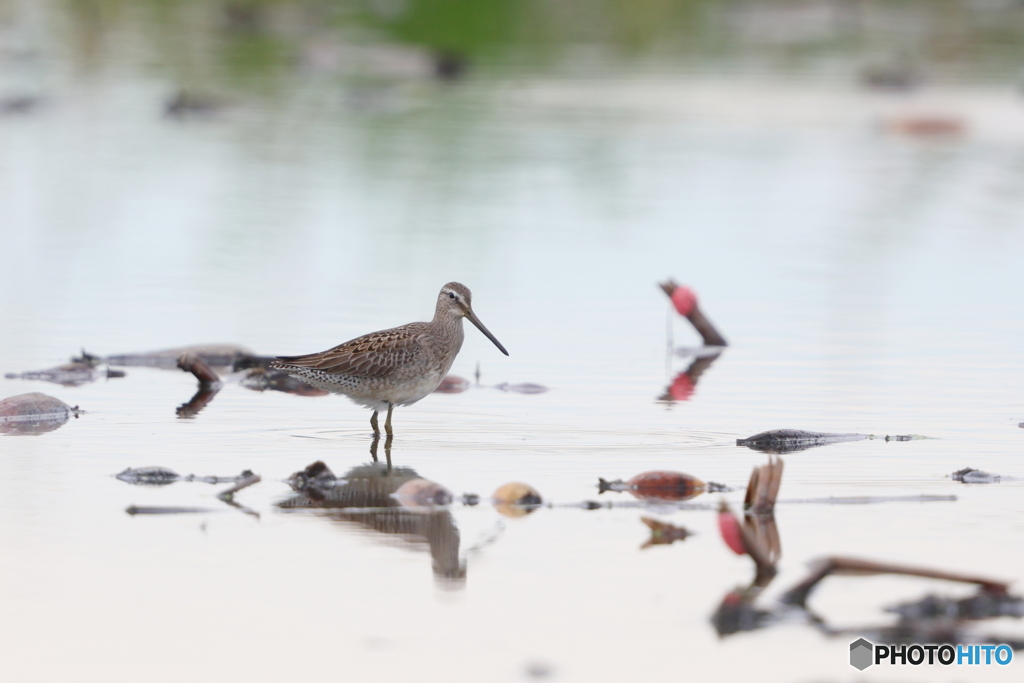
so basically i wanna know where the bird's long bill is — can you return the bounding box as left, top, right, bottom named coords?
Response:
left=466, top=310, right=509, bottom=356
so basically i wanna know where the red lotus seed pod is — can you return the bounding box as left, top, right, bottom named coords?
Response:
left=670, top=285, right=698, bottom=317
left=717, top=503, right=747, bottom=555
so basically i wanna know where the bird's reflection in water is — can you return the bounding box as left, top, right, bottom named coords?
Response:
left=277, top=458, right=466, bottom=589
left=369, top=433, right=393, bottom=468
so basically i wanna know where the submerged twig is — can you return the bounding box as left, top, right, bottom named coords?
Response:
left=177, top=353, right=221, bottom=385
left=218, top=474, right=261, bottom=501
left=126, top=506, right=218, bottom=515
left=781, top=556, right=1010, bottom=608
left=571, top=493, right=954, bottom=513
left=779, top=495, right=956, bottom=505
left=219, top=498, right=261, bottom=519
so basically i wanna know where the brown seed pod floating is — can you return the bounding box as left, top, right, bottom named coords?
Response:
left=492, top=482, right=543, bottom=518
left=599, top=471, right=707, bottom=502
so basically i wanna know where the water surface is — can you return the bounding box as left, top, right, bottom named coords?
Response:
left=2, top=3, right=1024, bottom=681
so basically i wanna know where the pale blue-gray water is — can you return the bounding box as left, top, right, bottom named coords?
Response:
left=2, top=2, right=1023, bottom=681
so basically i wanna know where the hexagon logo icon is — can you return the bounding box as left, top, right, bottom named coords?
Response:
left=850, top=638, right=873, bottom=670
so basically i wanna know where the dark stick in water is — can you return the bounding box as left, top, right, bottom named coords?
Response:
left=218, top=474, right=261, bottom=501
left=126, top=506, right=218, bottom=515
left=177, top=353, right=220, bottom=385
left=781, top=556, right=1010, bottom=607
left=659, top=280, right=727, bottom=346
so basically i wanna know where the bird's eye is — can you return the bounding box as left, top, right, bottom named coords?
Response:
left=448, top=292, right=456, bottom=300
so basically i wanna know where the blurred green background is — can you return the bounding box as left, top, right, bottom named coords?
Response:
left=8, top=0, right=1024, bottom=90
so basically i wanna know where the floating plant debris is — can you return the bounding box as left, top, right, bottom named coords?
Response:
left=736, top=430, right=924, bottom=454
left=101, top=344, right=255, bottom=369
left=0, top=392, right=79, bottom=435
left=598, top=470, right=713, bottom=502
left=950, top=468, right=1008, bottom=484
left=492, top=482, right=543, bottom=517
left=115, top=467, right=256, bottom=486
left=4, top=357, right=123, bottom=386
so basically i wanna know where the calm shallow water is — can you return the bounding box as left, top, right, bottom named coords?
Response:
left=3, top=4, right=1024, bottom=681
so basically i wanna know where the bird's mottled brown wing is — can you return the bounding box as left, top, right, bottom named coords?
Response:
left=272, top=324, right=429, bottom=378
